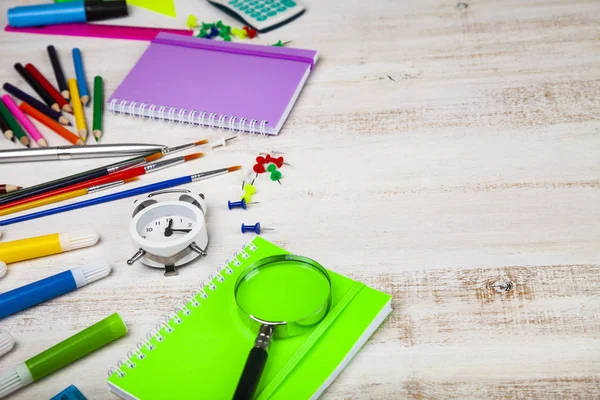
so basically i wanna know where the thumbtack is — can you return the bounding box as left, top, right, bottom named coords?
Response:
left=267, top=164, right=282, bottom=184
left=265, top=154, right=290, bottom=167
left=241, top=222, right=274, bottom=235
left=228, top=199, right=259, bottom=210
left=211, top=136, right=237, bottom=149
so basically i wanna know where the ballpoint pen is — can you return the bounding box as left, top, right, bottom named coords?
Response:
left=0, top=143, right=166, bottom=163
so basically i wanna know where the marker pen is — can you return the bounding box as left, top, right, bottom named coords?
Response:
left=0, top=263, right=111, bottom=320
left=0, top=313, right=127, bottom=399
left=8, top=1, right=128, bottom=28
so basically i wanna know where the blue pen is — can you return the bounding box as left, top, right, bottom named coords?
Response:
left=0, top=166, right=241, bottom=226
left=7, top=1, right=128, bottom=28
left=0, top=264, right=110, bottom=320
left=72, top=49, right=90, bottom=106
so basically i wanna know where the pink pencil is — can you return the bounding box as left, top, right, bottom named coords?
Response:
left=1, top=95, right=48, bottom=147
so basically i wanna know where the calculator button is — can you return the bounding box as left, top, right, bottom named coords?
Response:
left=265, top=0, right=274, bottom=3
left=277, top=6, right=286, bottom=11
left=281, top=0, right=296, bottom=6
left=251, top=12, right=261, bottom=17
left=272, top=2, right=280, bottom=7
left=245, top=7, right=255, bottom=13
left=249, top=0, right=258, bottom=4
left=267, top=10, right=277, bottom=16
left=239, top=4, right=248, bottom=10
left=228, top=0, right=237, bottom=3
left=257, top=16, right=267, bottom=21
left=255, top=3, right=264, bottom=8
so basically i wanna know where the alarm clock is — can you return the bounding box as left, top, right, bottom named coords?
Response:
left=127, top=189, right=208, bottom=276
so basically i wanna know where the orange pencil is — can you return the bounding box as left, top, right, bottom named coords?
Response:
left=19, top=102, right=83, bottom=146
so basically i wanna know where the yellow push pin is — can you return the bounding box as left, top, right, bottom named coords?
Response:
left=241, top=183, right=257, bottom=203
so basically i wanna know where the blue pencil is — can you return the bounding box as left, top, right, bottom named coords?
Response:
left=72, top=48, right=89, bottom=106
left=0, top=166, right=240, bottom=226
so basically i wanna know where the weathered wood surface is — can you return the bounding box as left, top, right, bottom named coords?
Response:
left=0, top=0, right=599, bottom=398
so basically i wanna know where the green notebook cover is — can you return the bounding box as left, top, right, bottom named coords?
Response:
left=107, top=237, right=392, bottom=399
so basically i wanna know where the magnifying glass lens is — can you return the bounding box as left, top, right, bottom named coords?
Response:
left=236, top=260, right=330, bottom=323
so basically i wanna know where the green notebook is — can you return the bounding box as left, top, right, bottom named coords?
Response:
left=107, top=237, right=392, bottom=399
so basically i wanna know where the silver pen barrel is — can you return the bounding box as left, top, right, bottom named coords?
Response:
left=0, top=144, right=166, bottom=163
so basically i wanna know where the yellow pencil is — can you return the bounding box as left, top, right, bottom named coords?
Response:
left=0, top=178, right=135, bottom=217
left=68, top=78, right=87, bottom=142
left=0, top=229, right=98, bottom=265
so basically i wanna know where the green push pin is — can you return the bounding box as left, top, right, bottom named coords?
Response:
left=267, top=164, right=282, bottom=185
left=272, top=40, right=292, bottom=47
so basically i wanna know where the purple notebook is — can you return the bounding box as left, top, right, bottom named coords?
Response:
left=108, top=33, right=318, bottom=135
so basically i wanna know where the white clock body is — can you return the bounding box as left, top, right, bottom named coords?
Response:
left=129, top=190, right=208, bottom=271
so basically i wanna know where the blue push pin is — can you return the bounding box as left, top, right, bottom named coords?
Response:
left=241, top=222, right=275, bottom=235
left=228, top=198, right=259, bottom=210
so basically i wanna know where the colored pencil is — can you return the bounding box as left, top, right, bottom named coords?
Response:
left=14, top=63, right=59, bottom=111
left=19, top=102, right=83, bottom=146
left=72, top=49, right=89, bottom=105
left=68, top=78, right=87, bottom=141
left=0, top=178, right=135, bottom=217
left=93, top=76, right=103, bottom=142
left=0, top=112, right=13, bottom=142
left=25, top=64, right=72, bottom=113
left=1, top=95, right=46, bottom=147
left=47, top=45, right=69, bottom=100
left=0, top=166, right=241, bottom=226
left=0, top=185, right=21, bottom=195
left=0, top=153, right=162, bottom=206
left=0, top=98, right=29, bottom=147
left=0, top=153, right=204, bottom=212
left=3, top=83, right=70, bottom=126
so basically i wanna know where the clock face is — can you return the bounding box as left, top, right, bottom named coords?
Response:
left=140, top=215, right=196, bottom=243
left=133, top=202, right=202, bottom=246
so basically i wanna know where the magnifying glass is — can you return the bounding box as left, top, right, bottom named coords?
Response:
left=233, top=254, right=332, bottom=400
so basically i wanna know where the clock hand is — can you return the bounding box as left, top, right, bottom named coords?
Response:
left=170, top=229, right=192, bottom=233
left=164, top=219, right=174, bottom=237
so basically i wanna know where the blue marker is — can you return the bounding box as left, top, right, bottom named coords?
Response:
left=72, top=48, right=90, bottom=105
left=0, top=264, right=110, bottom=320
left=7, top=1, right=128, bottom=28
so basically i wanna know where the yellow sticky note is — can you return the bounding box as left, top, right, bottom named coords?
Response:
left=127, top=0, right=177, bottom=17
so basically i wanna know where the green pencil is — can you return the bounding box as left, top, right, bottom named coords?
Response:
left=93, top=76, right=103, bottom=142
left=0, top=99, right=29, bottom=147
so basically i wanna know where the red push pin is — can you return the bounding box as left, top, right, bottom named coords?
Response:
left=243, top=26, right=257, bottom=38
left=265, top=154, right=290, bottom=168
left=256, top=155, right=267, bottom=165
left=253, top=163, right=266, bottom=180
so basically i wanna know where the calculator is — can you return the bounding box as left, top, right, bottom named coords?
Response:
left=206, top=0, right=306, bottom=32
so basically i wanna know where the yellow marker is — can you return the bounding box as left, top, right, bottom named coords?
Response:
left=0, top=178, right=134, bottom=217
left=68, top=78, right=87, bottom=142
left=0, top=230, right=98, bottom=273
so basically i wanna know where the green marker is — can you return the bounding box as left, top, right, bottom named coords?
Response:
left=0, top=313, right=127, bottom=398
left=93, top=75, right=104, bottom=142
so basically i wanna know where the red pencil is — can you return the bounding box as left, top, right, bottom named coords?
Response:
left=25, top=63, right=72, bottom=113
left=0, top=153, right=203, bottom=211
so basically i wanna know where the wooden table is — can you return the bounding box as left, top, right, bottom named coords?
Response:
left=1, top=0, right=599, bottom=398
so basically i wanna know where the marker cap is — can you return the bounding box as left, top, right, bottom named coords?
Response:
left=85, top=0, right=128, bottom=22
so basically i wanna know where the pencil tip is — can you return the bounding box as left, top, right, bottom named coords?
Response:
left=194, top=139, right=209, bottom=146
left=228, top=166, right=242, bottom=172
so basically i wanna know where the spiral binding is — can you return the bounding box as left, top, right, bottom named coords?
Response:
left=107, top=241, right=258, bottom=379
left=109, top=99, right=269, bottom=135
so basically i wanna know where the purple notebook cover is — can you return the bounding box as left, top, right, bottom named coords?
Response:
left=108, top=33, right=318, bottom=134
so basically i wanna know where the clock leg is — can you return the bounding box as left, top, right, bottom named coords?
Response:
left=127, top=249, right=146, bottom=265
left=164, top=264, right=178, bottom=277
left=189, top=242, right=207, bottom=256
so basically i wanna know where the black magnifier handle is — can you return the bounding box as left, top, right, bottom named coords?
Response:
left=233, top=325, right=273, bottom=400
